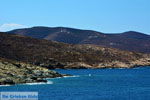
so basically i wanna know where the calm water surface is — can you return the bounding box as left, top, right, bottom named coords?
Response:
left=0, top=67, right=150, bottom=100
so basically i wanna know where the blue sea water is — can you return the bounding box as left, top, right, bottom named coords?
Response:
left=1, top=67, right=150, bottom=100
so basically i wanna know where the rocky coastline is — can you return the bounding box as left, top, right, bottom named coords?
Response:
left=0, top=57, right=150, bottom=85
left=63, top=58, right=150, bottom=69
left=0, top=59, right=69, bottom=85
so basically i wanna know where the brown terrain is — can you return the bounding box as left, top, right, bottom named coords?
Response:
left=0, top=31, right=150, bottom=85
left=0, top=32, right=150, bottom=69
left=8, top=26, right=150, bottom=53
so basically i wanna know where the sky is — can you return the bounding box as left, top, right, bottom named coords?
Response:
left=0, top=0, right=149, bottom=34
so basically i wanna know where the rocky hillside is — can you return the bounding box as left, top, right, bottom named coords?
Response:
left=0, top=57, right=64, bottom=85
left=0, top=32, right=150, bottom=69
left=8, top=26, right=150, bottom=53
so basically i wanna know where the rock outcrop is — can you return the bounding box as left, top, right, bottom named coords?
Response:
left=63, top=58, right=150, bottom=69
left=0, top=58, right=64, bottom=85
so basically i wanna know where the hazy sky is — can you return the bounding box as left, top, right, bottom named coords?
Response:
left=0, top=0, right=149, bottom=34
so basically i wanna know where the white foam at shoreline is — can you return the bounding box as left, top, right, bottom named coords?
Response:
left=24, top=81, right=53, bottom=85
left=0, top=81, right=54, bottom=87
left=63, top=75, right=79, bottom=78
left=0, top=76, right=80, bottom=87
left=0, top=85, right=11, bottom=87
left=46, top=75, right=80, bottom=79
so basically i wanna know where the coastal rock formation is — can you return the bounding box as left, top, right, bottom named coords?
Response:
left=63, top=58, right=150, bottom=69
left=0, top=58, right=63, bottom=85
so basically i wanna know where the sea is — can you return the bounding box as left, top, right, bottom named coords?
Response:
left=0, top=66, right=150, bottom=100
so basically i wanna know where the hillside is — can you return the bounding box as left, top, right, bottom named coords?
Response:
left=0, top=32, right=150, bottom=69
left=8, top=26, right=150, bottom=53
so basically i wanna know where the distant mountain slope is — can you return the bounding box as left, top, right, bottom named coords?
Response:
left=0, top=32, right=150, bottom=69
left=8, top=27, right=106, bottom=44
left=8, top=27, right=150, bottom=53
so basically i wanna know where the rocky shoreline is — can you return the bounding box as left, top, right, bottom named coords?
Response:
left=0, top=59, right=69, bottom=85
left=53, top=57, right=150, bottom=69
left=0, top=57, right=150, bottom=85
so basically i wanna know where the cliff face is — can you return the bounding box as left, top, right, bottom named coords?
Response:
left=0, top=58, right=63, bottom=85
left=0, top=32, right=150, bottom=69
